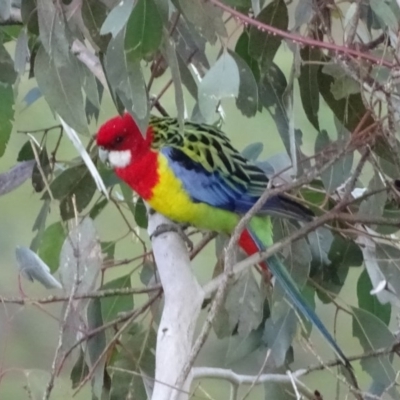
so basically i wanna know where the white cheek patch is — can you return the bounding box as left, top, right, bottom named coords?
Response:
left=108, top=150, right=132, bottom=168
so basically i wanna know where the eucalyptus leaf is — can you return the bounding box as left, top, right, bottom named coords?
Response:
left=37, top=0, right=70, bottom=65
left=298, top=46, right=321, bottom=131
left=70, top=349, right=89, bottom=389
left=0, top=0, right=10, bottom=21
left=59, top=117, right=108, bottom=198
left=15, top=246, right=62, bottom=289
left=264, top=378, right=295, bottom=400
left=273, top=220, right=311, bottom=291
left=81, top=0, right=111, bottom=52
left=229, top=50, right=258, bottom=117
left=358, top=173, right=387, bottom=219
left=249, top=0, right=288, bottom=70
left=308, top=227, right=334, bottom=272
left=134, top=197, right=148, bottom=229
left=21, top=0, right=39, bottom=35
left=79, top=66, right=100, bottom=110
left=322, top=63, right=360, bottom=100
left=259, top=64, right=292, bottom=153
left=0, top=160, right=35, bottom=196
left=22, top=87, right=42, bottom=110
left=45, top=164, right=97, bottom=221
left=173, top=18, right=209, bottom=74
left=198, top=52, right=240, bottom=123
left=101, top=275, right=134, bottom=323
left=30, top=199, right=50, bottom=252
left=120, top=182, right=136, bottom=215
left=178, top=0, right=227, bottom=44
left=225, top=270, right=263, bottom=338
left=357, top=231, right=399, bottom=306
left=38, top=222, right=66, bottom=273
left=87, top=298, right=107, bottom=399
left=105, top=28, right=148, bottom=132
left=31, top=146, right=50, bottom=193
left=352, top=306, right=399, bottom=400
left=357, top=269, right=391, bottom=325
left=259, top=152, right=294, bottom=184
left=89, top=199, right=108, bottom=220
left=328, top=235, right=363, bottom=269
left=35, top=46, right=89, bottom=134
left=14, top=28, right=29, bottom=76
left=0, top=41, right=17, bottom=84
left=226, top=326, right=264, bottom=364
left=163, top=38, right=185, bottom=130
left=100, top=0, right=135, bottom=37
left=17, top=141, right=35, bottom=162
left=242, top=142, right=264, bottom=161
left=294, top=0, right=314, bottom=29
left=314, top=130, right=353, bottom=193
left=235, top=31, right=260, bottom=83
left=375, top=242, right=400, bottom=302
left=318, top=60, right=374, bottom=132
left=124, top=324, right=156, bottom=376
left=370, top=0, right=398, bottom=31
left=124, top=0, right=162, bottom=62
left=316, top=234, right=362, bottom=302
left=59, top=217, right=102, bottom=295
left=263, top=305, right=297, bottom=367
left=177, top=53, right=198, bottom=99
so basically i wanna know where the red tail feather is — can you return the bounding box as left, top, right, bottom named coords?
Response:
left=238, top=229, right=269, bottom=272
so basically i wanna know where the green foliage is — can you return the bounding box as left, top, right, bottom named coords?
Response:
left=45, top=164, right=97, bottom=220
left=249, top=0, right=288, bottom=70
left=124, top=0, right=162, bottom=62
left=34, top=46, right=89, bottom=134
left=101, top=275, right=134, bottom=323
left=104, top=28, right=148, bottom=131
left=3, top=0, right=400, bottom=398
left=198, top=51, right=240, bottom=122
left=352, top=306, right=398, bottom=400
left=0, top=83, right=14, bottom=157
left=357, top=269, right=391, bottom=325
left=38, top=221, right=66, bottom=273
left=298, top=46, right=320, bottom=131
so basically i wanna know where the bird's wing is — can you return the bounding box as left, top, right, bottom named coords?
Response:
left=150, top=116, right=312, bottom=220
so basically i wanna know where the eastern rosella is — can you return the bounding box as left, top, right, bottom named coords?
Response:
left=96, top=113, right=349, bottom=366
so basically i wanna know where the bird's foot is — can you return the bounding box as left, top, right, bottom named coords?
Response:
left=150, top=223, right=193, bottom=251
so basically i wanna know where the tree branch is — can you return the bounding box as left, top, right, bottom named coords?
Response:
left=192, top=367, right=307, bottom=385
left=207, top=0, right=393, bottom=68
left=0, top=285, right=161, bottom=305
left=148, top=212, right=204, bottom=400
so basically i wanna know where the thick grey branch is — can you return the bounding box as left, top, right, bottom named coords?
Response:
left=148, top=212, right=204, bottom=400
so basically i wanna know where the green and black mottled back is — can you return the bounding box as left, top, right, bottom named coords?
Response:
left=149, top=115, right=313, bottom=221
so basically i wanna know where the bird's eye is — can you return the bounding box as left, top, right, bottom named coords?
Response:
left=114, top=135, right=124, bottom=144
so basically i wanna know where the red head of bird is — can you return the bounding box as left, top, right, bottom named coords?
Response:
left=96, top=113, right=152, bottom=169
left=96, top=113, right=159, bottom=199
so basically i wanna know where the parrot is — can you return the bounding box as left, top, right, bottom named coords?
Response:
left=96, top=112, right=349, bottom=367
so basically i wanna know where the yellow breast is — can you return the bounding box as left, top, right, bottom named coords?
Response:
left=147, top=154, right=237, bottom=233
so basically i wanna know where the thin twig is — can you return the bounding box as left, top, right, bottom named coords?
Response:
left=207, top=0, right=394, bottom=68
left=0, top=285, right=162, bottom=305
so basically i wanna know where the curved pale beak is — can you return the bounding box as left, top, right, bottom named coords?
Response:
left=98, top=147, right=110, bottom=166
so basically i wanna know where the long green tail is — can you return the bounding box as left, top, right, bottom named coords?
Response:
left=267, top=254, right=350, bottom=367
left=246, top=224, right=350, bottom=368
